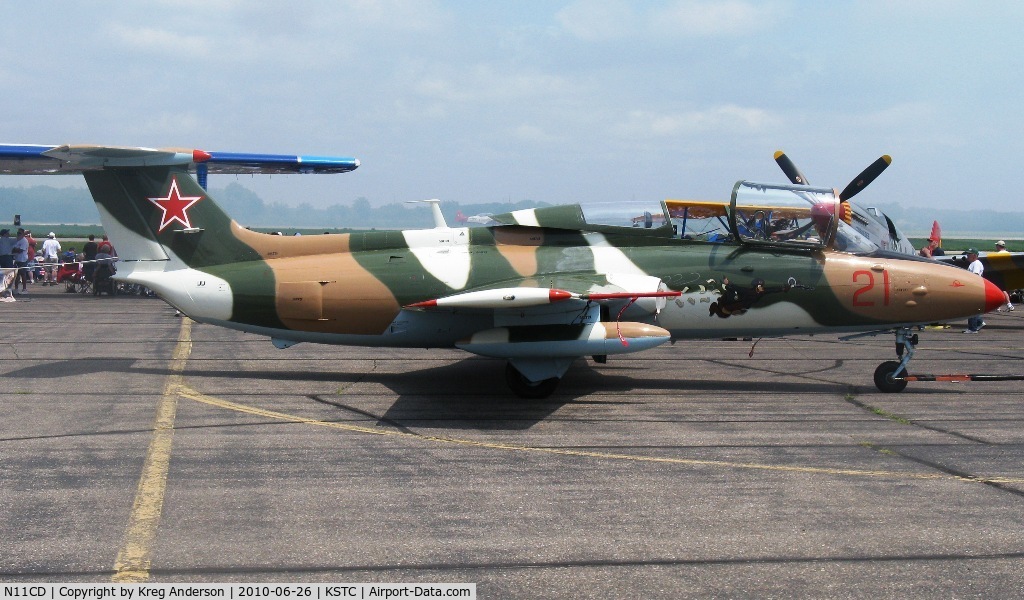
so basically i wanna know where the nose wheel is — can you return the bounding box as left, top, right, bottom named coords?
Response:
left=874, top=360, right=908, bottom=393
left=873, top=327, right=917, bottom=393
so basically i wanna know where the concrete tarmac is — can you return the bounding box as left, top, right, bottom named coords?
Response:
left=2, top=282, right=1024, bottom=598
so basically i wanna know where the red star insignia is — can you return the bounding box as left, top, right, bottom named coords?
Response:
left=148, top=176, right=202, bottom=232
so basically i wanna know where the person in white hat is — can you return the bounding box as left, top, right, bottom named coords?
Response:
left=990, top=240, right=1015, bottom=311
left=40, top=232, right=61, bottom=285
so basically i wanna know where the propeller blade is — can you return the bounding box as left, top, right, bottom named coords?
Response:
left=773, top=150, right=809, bottom=185
left=839, top=155, right=891, bottom=201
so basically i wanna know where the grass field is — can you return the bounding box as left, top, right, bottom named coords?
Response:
left=16, top=224, right=1013, bottom=255
left=16, top=224, right=358, bottom=241
left=909, top=238, right=1012, bottom=253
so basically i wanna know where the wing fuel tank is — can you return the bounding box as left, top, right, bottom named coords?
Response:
left=457, top=322, right=671, bottom=358
left=407, top=287, right=575, bottom=309
left=406, top=287, right=681, bottom=310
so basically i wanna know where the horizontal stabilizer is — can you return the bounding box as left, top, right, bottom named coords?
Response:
left=0, top=144, right=359, bottom=175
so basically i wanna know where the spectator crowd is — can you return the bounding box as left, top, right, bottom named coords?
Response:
left=0, top=229, right=119, bottom=300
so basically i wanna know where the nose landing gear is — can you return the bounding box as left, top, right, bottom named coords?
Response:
left=872, top=328, right=918, bottom=393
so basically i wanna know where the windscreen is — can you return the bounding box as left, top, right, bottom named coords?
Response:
left=729, top=181, right=880, bottom=253
left=580, top=201, right=670, bottom=230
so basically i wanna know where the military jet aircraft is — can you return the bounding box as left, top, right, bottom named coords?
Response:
left=0, top=143, right=1005, bottom=397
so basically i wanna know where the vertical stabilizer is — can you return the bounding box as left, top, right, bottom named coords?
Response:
left=84, top=166, right=261, bottom=269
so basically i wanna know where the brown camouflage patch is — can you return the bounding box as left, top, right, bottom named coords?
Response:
left=494, top=226, right=543, bottom=277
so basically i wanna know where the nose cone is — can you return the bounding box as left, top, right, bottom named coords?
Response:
left=983, top=278, right=1007, bottom=313
left=824, top=254, right=1005, bottom=325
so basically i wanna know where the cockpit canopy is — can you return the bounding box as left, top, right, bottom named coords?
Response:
left=490, top=182, right=882, bottom=254
left=730, top=181, right=838, bottom=249
left=666, top=181, right=880, bottom=253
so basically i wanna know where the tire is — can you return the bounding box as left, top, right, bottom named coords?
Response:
left=874, top=360, right=908, bottom=393
left=505, top=363, right=559, bottom=399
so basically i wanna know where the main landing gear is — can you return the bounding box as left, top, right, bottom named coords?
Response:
left=505, top=363, right=560, bottom=399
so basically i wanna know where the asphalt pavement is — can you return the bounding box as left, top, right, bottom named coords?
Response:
left=2, top=281, right=1024, bottom=598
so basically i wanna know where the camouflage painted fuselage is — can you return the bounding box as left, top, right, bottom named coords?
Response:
left=3, top=142, right=1005, bottom=394
left=83, top=166, right=1002, bottom=354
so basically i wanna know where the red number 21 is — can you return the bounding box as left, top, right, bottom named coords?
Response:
left=852, top=270, right=890, bottom=307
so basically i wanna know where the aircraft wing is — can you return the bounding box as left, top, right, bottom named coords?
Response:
left=666, top=199, right=823, bottom=221
left=404, top=273, right=680, bottom=311
left=403, top=275, right=679, bottom=374
left=0, top=144, right=359, bottom=175
left=665, top=199, right=729, bottom=219
left=937, top=252, right=1024, bottom=292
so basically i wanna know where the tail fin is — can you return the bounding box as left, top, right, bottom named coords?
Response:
left=84, top=166, right=256, bottom=269
left=0, top=143, right=360, bottom=271
left=930, top=220, right=942, bottom=247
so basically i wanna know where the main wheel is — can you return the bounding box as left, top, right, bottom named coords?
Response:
left=505, top=363, right=559, bottom=399
left=874, top=360, right=908, bottom=393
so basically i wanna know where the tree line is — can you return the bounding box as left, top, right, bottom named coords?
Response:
left=0, top=183, right=548, bottom=229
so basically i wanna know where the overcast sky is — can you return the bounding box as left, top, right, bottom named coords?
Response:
left=2, top=1, right=1022, bottom=215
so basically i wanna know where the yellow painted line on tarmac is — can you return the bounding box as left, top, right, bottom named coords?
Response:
left=175, top=383, right=1024, bottom=486
left=109, top=312, right=1022, bottom=581
left=111, top=318, right=193, bottom=583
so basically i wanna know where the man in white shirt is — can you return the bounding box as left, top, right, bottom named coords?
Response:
left=964, top=248, right=985, bottom=333
left=40, top=232, right=61, bottom=285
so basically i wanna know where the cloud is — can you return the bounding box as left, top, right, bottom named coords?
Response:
left=612, top=105, right=781, bottom=138
left=649, top=0, right=780, bottom=36
left=337, top=0, right=449, bottom=32
left=512, top=124, right=559, bottom=144
left=107, top=24, right=214, bottom=58
left=556, top=0, right=782, bottom=41
left=555, top=0, right=639, bottom=41
left=412, top=64, right=581, bottom=104
left=104, top=2, right=449, bottom=66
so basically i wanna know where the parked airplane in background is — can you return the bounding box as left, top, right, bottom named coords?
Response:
left=940, top=248, right=1024, bottom=303
left=0, top=143, right=1005, bottom=396
left=455, top=210, right=495, bottom=225
left=772, top=151, right=917, bottom=256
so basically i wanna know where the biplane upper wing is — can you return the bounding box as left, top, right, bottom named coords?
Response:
left=0, top=144, right=360, bottom=175
left=665, top=199, right=729, bottom=220
left=665, top=198, right=820, bottom=221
